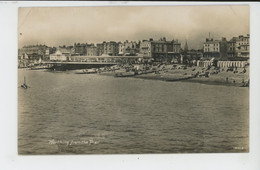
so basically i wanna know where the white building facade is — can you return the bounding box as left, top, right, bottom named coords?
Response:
left=50, top=48, right=71, bottom=61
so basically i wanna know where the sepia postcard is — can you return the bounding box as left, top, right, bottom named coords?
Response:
left=18, top=5, right=249, bottom=155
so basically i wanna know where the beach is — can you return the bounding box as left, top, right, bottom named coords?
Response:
left=98, top=64, right=249, bottom=87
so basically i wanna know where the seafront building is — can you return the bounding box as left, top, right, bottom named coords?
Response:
left=73, top=43, right=88, bottom=56
left=140, top=37, right=170, bottom=59
left=86, top=44, right=98, bottom=56
left=173, top=40, right=182, bottom=54
left=227, top=34, right=250, bottom=58
left=139, top=37, right=181, bottom=62
left=18, top=33, right=250, bottom=68
left=96, top=42, right=105, bottom=56
left=49, top=48, right=71, bottom=61
left=118, top=42, right=124, bottom=56
left=103, top=41, right=119, bottom=56
left=203, top=34, right=250, bottom=60
left=236, top=34, right=250, bottom=58
left=18, top=44, right=49, bottom=61
left=227, top=37, right=237, bottom=58
left=203, top=37, right=228, bottom=59
left=118, top=40, right=140, bottom=56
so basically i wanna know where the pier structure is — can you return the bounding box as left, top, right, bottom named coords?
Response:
left=42, top=55, right=152, bottom=70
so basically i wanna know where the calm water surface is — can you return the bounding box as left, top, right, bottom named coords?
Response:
left=18, top=70, right=249, bottom=154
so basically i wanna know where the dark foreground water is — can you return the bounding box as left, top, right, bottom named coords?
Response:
left=18, top=70, right=249, bottom=154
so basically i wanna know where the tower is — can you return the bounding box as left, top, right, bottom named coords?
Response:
left=184, top=40, right=188, bottom=52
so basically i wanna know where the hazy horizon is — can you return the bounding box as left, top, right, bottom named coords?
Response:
left=18, top=5, right=249, bottom=49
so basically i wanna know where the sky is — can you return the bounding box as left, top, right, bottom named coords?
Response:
left=18, top=5, right=249, bottom=49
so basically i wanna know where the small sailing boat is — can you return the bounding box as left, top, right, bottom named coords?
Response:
left=21, top=76, right=29, bottom=89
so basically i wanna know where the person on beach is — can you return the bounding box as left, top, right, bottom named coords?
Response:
left=226, top=77, right=228, bottom=83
